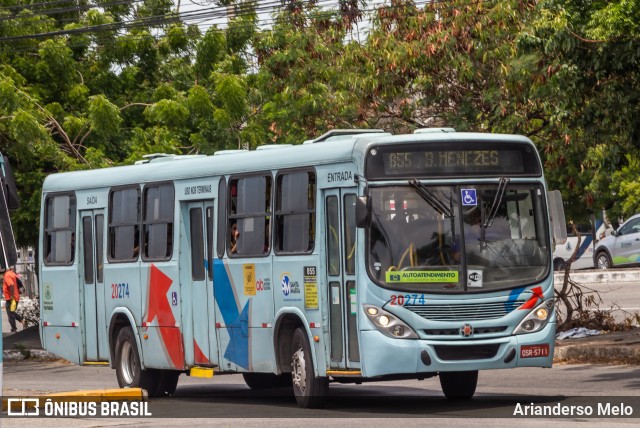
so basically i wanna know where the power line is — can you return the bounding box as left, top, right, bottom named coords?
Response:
left=0, top=0, right=495, bottom=47
left=0, top=0, right=148, bottom=24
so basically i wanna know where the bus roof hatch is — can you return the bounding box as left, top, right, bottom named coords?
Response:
left=303, top=129, right=387, bottom=144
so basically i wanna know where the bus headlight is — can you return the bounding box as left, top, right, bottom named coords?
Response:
left=363, top=304, right=418, bottom=339
left=514, top=299, right=554, bottom=335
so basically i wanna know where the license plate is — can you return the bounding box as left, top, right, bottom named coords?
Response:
left=520, top=344, right=550, bottom=358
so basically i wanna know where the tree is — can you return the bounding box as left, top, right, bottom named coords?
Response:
left=252, top=0, right=367, bottom=144
left=521, top=0, right=640, bottom=219
left=0, top=0, right=259, bottom=247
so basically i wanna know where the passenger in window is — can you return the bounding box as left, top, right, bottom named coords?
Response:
left=264, top=220, right=270, bottom=253
left=230, top=222, right=239, bottom=254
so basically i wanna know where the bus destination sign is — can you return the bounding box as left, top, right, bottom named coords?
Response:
left=365, top=141, right=541, bottom=178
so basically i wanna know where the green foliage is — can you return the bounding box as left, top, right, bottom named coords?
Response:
left=526, top=0, right=640, bottom=218
left=144, top=99, right=189, bottom=128
left=9, top=110, right=50, bottom=147
left=88, top=95, right=123, bottom=137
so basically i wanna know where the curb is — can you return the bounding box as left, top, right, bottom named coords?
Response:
left=554, top=344, right=640, bottom=364
left=554, top=269, right=640, bottom=284
left=2, top=388, right=147, bottom=412
left=3, top=349, right=58, bottom=361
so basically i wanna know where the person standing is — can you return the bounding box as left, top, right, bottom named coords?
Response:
left=2, top=266, right=24, bottom=333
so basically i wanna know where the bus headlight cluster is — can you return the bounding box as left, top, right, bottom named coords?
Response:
left=364, top=304, right=418, bottom=339
left=513, top=299, right=554, bottom=335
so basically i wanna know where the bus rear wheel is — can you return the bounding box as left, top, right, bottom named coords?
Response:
left=291, top=328, right=328, bottom=408
left=115, top=326, right=159, bottom=395
left=153, top=370, right=180, bottom=396
left=439, top=370, right=478, bottom=399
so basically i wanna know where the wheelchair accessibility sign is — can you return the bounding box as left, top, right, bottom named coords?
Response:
left=461, top=189, right=477, bottom=206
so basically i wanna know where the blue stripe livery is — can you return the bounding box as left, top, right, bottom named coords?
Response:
left=213, top=259, right=250, bottom=370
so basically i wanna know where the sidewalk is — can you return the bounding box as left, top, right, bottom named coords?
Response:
left=554, top=327, right=640, bottom=364
left=2, top=299, right=56, bottom=360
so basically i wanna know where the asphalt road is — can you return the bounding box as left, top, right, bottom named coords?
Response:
left=2, top=360, right=640, bottom=426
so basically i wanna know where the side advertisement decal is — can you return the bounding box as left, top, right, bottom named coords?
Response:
left=145, top=265, right=184, bottom=369
left=213, top=259, right=250, bottom=370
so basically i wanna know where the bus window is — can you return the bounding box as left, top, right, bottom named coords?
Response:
left=217, top=177, right=226, bottom=258
left=206, top=207, right=214, bottom=279
left=228, top=174, right=272, bottom=256
left=343, top=194, right=356, bottom=274
left=95, top=214, right=104, bottom=282
left=142, top=183, right=174, bottom=260
left=82, top=217, right=94, bottom=283
left=326, top=196, right=340, bottom=276
left=275, top=170, right=315, bottom=254
left=44, top=194, right=76, bottom=265
left=190, top=207, right=205, bottom=281
left=108, top=187, right=140, bottom=262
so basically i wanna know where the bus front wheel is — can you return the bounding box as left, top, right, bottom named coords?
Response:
left=115, top=326, right=158, bottom=395
left=439, top=370, right=478, bottom=399
left=291, top=328, right=328, bottom=408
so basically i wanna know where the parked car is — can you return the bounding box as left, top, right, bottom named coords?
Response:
left=593, top=213, right=640, bottom=269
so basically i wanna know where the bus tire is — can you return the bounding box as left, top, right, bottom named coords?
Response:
left=114, top=326, right=158, bottom=394
left=153, top=370, right=180, bottom=397
left=291, top=327, right=328, bottom=408
left=553, top=258, right=566, bottom=272
left=242, top=372, right=290, bottom=390
left=439, top=370, right=478, bottom=399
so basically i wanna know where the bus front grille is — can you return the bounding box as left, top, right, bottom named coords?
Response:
left=424, top=326, right=508, bottom=336
left=404, top=300, right=525, bottom=321
left=433, top=344, right=501, bottom=361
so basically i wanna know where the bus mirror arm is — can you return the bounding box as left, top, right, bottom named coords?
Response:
left=355, top=196, right=371, bottom=228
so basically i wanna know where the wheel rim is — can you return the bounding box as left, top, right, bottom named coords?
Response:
left=597, top=255, right=609, bottom=269
left=120, top=341, right=135, bottom=385
left=292, top=344, right=306, bottom=393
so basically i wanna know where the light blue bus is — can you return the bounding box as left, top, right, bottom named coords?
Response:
left=38, top=129, right=566, bottom=408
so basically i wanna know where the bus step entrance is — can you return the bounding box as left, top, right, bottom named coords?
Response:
left=189, top=367, right=215, bottom=378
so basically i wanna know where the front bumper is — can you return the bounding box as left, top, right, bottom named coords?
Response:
left=359, top=322, right=555, bottom=378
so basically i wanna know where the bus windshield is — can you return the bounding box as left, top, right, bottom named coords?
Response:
left=367, top=183, right=550, bottom=292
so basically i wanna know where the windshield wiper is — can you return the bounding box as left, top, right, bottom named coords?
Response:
left=409, top=179, right=454, bottom=218
left=482, top=176, right=510, bottom=229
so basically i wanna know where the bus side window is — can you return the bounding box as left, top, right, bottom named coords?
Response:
left=142, top=183, right=174, bottom=261
left=108, top=186, right=140, bottom=262
left=228, top=174, right=272, bottom=256
left=44, top=194, right=76, bottom=265
left=275, top=170, right=315, bottom=254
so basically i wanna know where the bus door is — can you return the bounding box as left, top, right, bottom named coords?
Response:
left=324, top=189, right=360, bottom=370
left=79, top=209, right=107, bottom=361
left=179, top=200, right=218, bottom=367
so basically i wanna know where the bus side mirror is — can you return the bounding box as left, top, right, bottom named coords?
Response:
left=355, top=196, right=371, bottom=228
left=547, top=190, right=567, bottom=246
